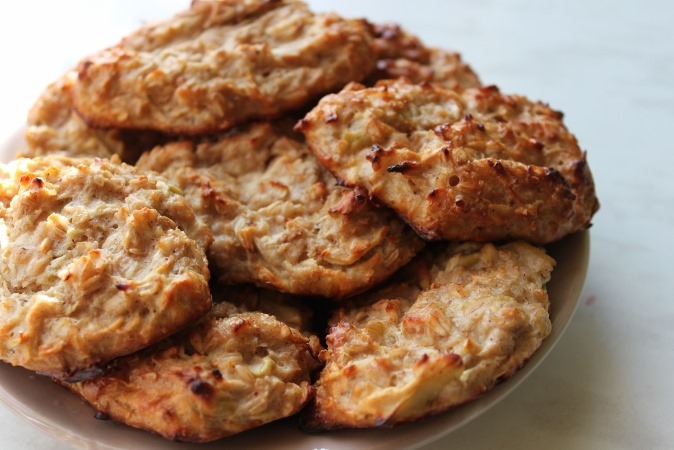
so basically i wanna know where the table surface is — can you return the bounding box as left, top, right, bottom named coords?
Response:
left=0, top=1, right=672, bottom=449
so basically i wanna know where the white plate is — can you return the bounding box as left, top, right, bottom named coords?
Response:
left=0, top=130, right=590, bottom=450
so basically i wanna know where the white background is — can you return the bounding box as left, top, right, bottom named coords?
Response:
left=0, top=1, right=673, bottom=449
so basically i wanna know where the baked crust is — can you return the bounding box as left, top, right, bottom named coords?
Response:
left=20, top=71, right=163, bottom=163
left=72, top=0, right=377, bottom=135
left=136, top=122, right=424, bottom=299
left=61, top=300, right=322, bottom=442
left=0, top=155, right=212, bottom=380
left=297, top=80, right=599, bottom=244
left=366, top=22, right=482, bottom=91
left=209, top=283, right=319, bottom=336
left=303, top=241, right=554, bottom=430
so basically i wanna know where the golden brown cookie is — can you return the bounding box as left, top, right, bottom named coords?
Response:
left=0, top=155, right=212, bottom=380
left=136, top=121, right=424, bottom=299
left=367, top=22, right=482, bottom=91
left=297, top=80, right=599, bottom=244
left=19, top=71, right=163, bottom=163
left=210, top=283, right=319, bottom=336
left=61, top=300, right=322, bottom=442
left=303, top=241, right=554, bottom=430
left=72, top=0, right=377, bottom=135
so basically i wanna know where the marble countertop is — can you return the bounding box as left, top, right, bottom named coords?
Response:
left=0, top=1, right=672, bottom=449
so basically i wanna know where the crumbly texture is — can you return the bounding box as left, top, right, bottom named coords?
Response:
left=62, top=301, right=322, bottom=442
left=72, top=0, right=377, bottom=135
left=136, top=122, right=424, bottom=299
left=366, top=22, right=482, bottom=91
left=303, top=241, right=554, bottom=430
left=20, top=71, right=164, bottom=163
left=297, top=80, right=599, bottom=244
left=0, top=155, right=212, bottom=380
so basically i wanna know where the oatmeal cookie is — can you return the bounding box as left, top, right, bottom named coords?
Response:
left=62, top=300, right=322, bottom=442
left=0, top=155, right=212, bottom=380
left=303, top=241, right=554, bottom=430
left=210, top=283, right=318, bottom=336
left=20, top=71, right=163, bottom=163
left=367, top=22, right=482, bottom=91
left=72, top=0, right=377, bottom=135
left=136, top=122, right=424, bottom=299
left=297, top=80, right=599, bottom=244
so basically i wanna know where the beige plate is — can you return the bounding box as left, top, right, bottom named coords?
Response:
left=0, top=130, right=589, bottom=450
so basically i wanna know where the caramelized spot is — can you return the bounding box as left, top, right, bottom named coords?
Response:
left=190, top=380, right=214, bottom=398
left=329, top=187, right=369, bottom=215
left=115, top=282, right=131, bottom=291
left=387, top=161, right=417, bottom=173
left=488, top=160, right=507, bottom=175
left=433, top=123, right=452, bottom=141
left=366, top=144, right=386, bottom=170
left=20, top=175, right=45, bottom=189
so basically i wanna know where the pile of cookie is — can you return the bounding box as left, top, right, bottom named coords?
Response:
left=0, top=0, right=599, bottom=443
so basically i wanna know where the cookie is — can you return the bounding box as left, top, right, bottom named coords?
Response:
left=72, top=0, right=377, bottom=135
left=210, top=283, right=319, bottom=336
left=0, top=155, right=212, bottom=380
left=61, top=300, right=322, bottom=442
left=367, top=22, right=482, bottom=91
left=297, top=80, right=599, bottom=244
left=20, top=71, right=163, bottom=163
left=136, top=121, right=425, bottom=299
left=303, top=241, right=554, bottom=430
